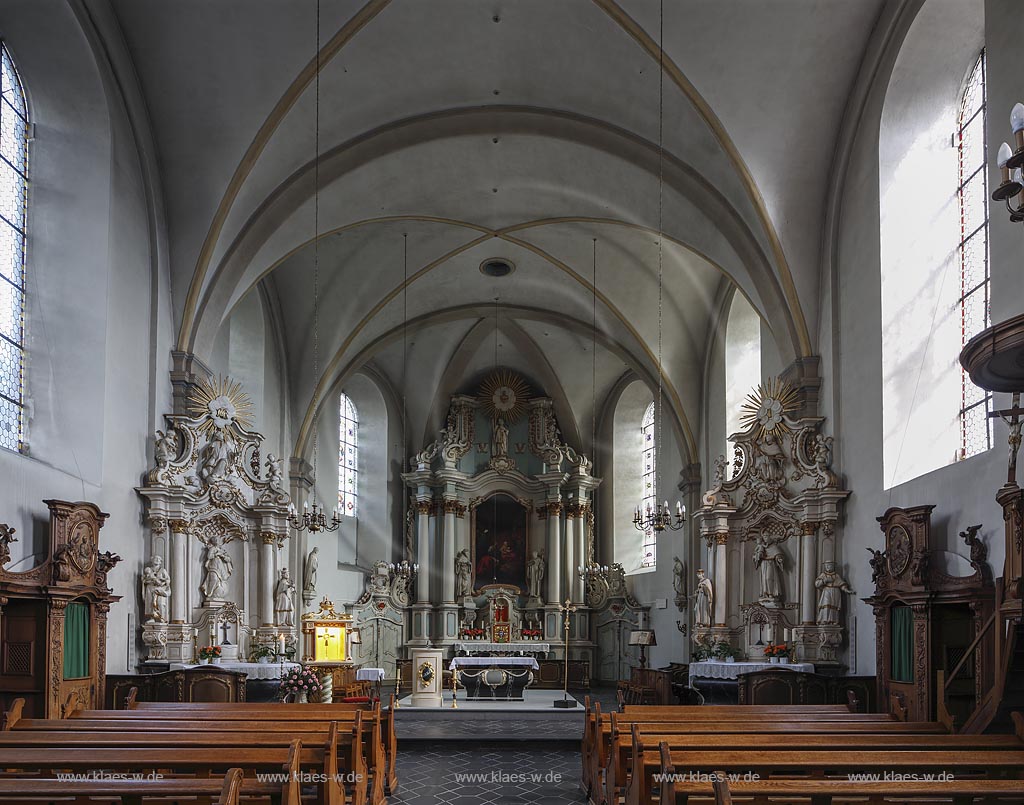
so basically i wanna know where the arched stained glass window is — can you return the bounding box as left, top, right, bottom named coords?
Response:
left=338, top=393, right=358, bottom=516
left=957, top=50, right=992, bottom=459
left=640, top=402, right=656, bottom=569
left=0, top=42, right=28, bottom=453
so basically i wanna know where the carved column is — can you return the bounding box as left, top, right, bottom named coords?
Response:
left=168, top=519, right=189, bottom=624
left=416, top=499, right=433, bottom=605
left=543, top=502, right=563, bottom=604
left=912, top=602, right=931, bottom=719
left=259, top=532, right=277, bottom=626
left=565, top=502, right=587, bottom=603
left=441, top=499, right=460, bottom=603
left=713, top=531, right=729, bottom=627
left=800, top=521, right=818, bottom=625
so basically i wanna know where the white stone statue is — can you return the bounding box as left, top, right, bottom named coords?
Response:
left=199, top=428, right=235, bottom=484
left=753, top=536, right=785, bottom=602
left=526, top=551, right=545, bottom=602
left=265, top=453, right=285, bottom=493
left=814, top=560, right=853, bottom=625
left=455, top=548, right=473, bottom=599
left=694, top=568, right=713, bottom=627
left=142, top=555, right=171, bottom=623
left=154, top=429, right=178, bottom=468
left=493, top=417, right=509, bottom=458
left=303, top=546, right=319, bottom=593
left=274, top=567, right=296, bottom=627
left=200, top=534, right=233, bottom=602
left=672, top=556, right=686, bottom=609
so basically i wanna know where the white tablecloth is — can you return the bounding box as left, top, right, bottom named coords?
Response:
left=689, top=660, right=815, bottom=683
left=449, top=656, right=540, bottom=670
left=356, top=667, right=385, bottom=682
left=170, top=661, right=301, bottom=680
left=454, top=642, right=549, bottom=654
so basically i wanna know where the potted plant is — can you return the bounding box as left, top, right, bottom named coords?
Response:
left=279, top=665, right=322, bottom=703
left=198, top=645, right=221, bottom=665
left=712, top=639, right=734, bottom=663
left=779, top=642, right=793, bottom=664
left=249, top=644, right=274, bottom=664
left=691, top=635, right=714, bottom=661
left=764, top=643, right=781, bottom=663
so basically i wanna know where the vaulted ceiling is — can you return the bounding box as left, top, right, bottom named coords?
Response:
left=110, top=0, right=884, bottom=461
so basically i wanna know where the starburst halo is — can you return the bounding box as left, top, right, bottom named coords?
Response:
left=739, top=378, right=800, bottom=439
left=188, top=375, right=255, bottom=435
left=477, top=369, right=531, bottom=424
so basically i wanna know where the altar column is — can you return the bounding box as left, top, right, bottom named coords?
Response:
left=800, top=521, right=818, bottom=624
left=168, top=519, right=188, bottom=623
left=441, top=499, right=458, bottom=603
left=563, top=509, right=576, bottom=603
left=259, top=532, right=276, bottom=626
left=713, top=531, right=729, bottom=626
left=416, top=499, right=433, bottom=604
left=545, top=502, right=562, bottom=604
left=566, top=502, right=587, bottom=603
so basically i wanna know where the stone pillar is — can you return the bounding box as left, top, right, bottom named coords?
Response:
left=544, top=502, right=562, bottom=604
left=416, top=499, right=432, bottom=605
left=260, top=532, right=277, bottom=626
left=567, top=502, right=587, bottom=603
left=800, top=521, right=818, bottom=625
left=169, top=519, right=188, bottom=623
left=564, top=510, right=577, bottom=604
left=442, top=499, right=458, bottom=603
left=713, top=531, right=729, bottom=627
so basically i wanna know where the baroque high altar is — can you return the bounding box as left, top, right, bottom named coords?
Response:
left=695, top=380, right=851, bottom=668
left=137, top=378, right=296, bottom=664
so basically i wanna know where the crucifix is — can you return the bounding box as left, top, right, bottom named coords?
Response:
left=554, top=598, right=578, bottom=708
left=989, top=392, right=1024, bottom=485
left=219, top=620, right=232, bottom=646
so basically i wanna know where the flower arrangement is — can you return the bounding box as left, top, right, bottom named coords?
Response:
left=280, top=665, right=322, bottom=699
left=711, top=639, right=734, bottom=661
left=249, top=644, right=274, bottom=663
left=764, top=642, right=794, bottom=660
left=198, top=645, right=221, bottom=662
left=521, top=628, right=543, bottom=639
left=461, top=628, right=486, bottom=640
left=691, top=635, right=715, bottom=661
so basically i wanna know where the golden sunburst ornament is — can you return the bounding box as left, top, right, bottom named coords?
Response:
left=738, top=378, right=800, bottom=438
left=188, top=375, right=255, bottom=435
left=477, top=369, right=531, bottom=424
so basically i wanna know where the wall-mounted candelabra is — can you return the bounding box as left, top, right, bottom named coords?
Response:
left=993, top=102, right=1024, bottom=223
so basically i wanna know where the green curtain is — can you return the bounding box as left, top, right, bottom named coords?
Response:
left=891, top=604, right=913, bottom=683
left=63, top=602, right=89, bottom=679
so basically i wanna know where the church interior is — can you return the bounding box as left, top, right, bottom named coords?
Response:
left=0, top=0, right=1023, bottom=803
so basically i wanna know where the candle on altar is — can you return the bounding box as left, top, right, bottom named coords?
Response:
left=279, top=634, right=286, bottom=655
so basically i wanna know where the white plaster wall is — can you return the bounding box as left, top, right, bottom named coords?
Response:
left=724, top=293, right=761, bottom=471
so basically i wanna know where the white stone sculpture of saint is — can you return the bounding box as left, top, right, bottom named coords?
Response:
left=814, top=560, right=854, bottom=625
left=142, top=555, right=171, bottom=623
left=200, top=534, right=233, bottom=603
left=275, top=567, right=296, bottom=627
left=694, top=568, right=713, bottom=627
left=303, top=546, right=319, bottom=593
left=493, top=418, right=509, bottom=458
left=265, top=454, right=285, bottom=493
left=753, top=536, right=785, bottom=602
left=672, top=556, right=686, bottom=609
left=199, top=428, right=235, bottom=484
left=526, top=551, right=545, bottom=603
left=154, top=429, right=178, bottom=468
left=454, top=548, right=473, bottom=600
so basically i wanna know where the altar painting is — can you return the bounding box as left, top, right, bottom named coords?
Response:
left=472, top=494, right=528, bottom=591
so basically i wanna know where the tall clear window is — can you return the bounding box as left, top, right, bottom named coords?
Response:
left=640, top=402, right=656, bottom=569
left=0, top=43, right=28, bottom=453
left=338, top=393, right=358, bottom=516
left=957, top=50, right=992, bottom=460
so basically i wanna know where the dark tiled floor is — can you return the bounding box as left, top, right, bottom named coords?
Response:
left=390, top=745, right=586, bottom=805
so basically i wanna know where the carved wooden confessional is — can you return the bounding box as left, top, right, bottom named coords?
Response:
left=865, top=505, right=994, bottom=724
left=0, top=500, right=121, bottom=719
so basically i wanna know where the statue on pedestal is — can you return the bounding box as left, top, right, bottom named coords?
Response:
left=142, top=555, right=171, bottom=623
left=526, top=551, right=545, bottom=604
left=275, top=567, right=296, bottom=627
left=694, top=569, right=713, bottom=627
left=198, top=428, right=235, bottom=485
left=672, top=556, right=687, bottom=610
left=455, top=548, right=473, bottom=600
left=200, top=534, right=233, bottom=603
left=303, top=546, right=319, bottom=594
left=814, top=561, right=853, bottom=625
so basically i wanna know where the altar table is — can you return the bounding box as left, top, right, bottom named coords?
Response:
left=454, top=641, right=549, bottom=655
left=356, top=667, right=386, bottom=682
left=170, top=661, right=300, bottom=681
left=689, top=660, right=815, bottom=685
left=449, top=656, right=539, bottom=700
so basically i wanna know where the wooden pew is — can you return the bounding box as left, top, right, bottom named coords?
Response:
left=626, top=729, right=1024, bottom=805
left=0, top=766, right=246, bottom=805
left=79, top=698, right=397, bottom=798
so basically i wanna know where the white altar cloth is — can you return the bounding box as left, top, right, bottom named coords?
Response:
left=356, top=667, right=385, bottom=682
left=454, top=642, right=549, bottom=654
left=449, top=656, right=540, bottom=670
left=689, top=660, right=815, bottom=684
left=170, top=661, right=300, bottom=680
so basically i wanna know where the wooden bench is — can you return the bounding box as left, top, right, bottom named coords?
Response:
left=0, top=766, right=247, bottom=805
